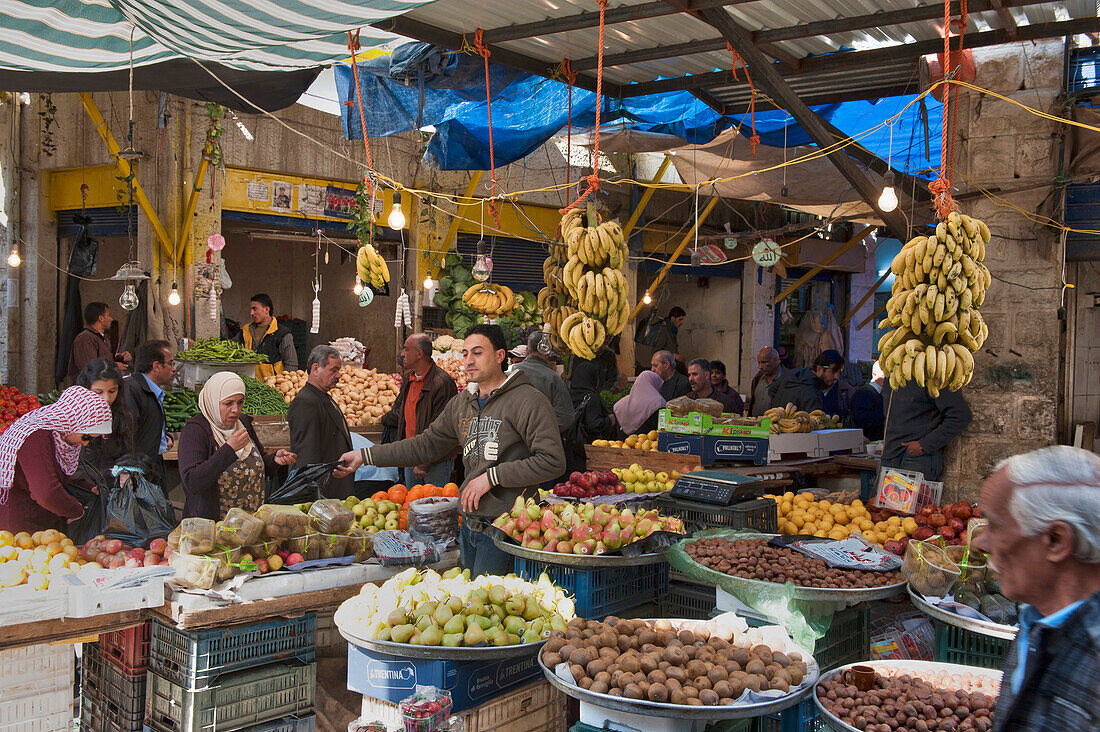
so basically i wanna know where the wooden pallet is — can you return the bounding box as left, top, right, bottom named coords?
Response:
left=584, top=444, right=701, bottom=472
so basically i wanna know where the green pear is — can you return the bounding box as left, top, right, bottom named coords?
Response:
left=549, top=613, right=568, bottom=633
left=432, top=604, right=453, bottom=627
left=462, top=569, right=471, bottom=581
left=464, top=622, right=486, bottom=647
left=442, top=633, right=463, bottom=648
left=465, top=599, right=485, bottom=617
left=504, top=615, right=527, bottom=635
left=504, top=597, right=526, bottom=616
left=412, top=601, right=438, bottom=618
left=385, top=609, right=408, bottom=627
left=377, top=626, right=392, bottom=642
left=442, top=615, right=466, bottom=635
left=442, top=567, right=462, bottom=580
left=420, top=626, right=443, bottom=646
left=415, top=614, right=436, bottom=632
left=446, top=597, right=464, bottom=615
left=490, top=603, right=507, bottom=621
left=390, top=624, right=416, bottom=644
left=474, top=615, right=496, bottom=631
left=409, top=630, right=422, bottom=645
left=521, top=629, right=540, bottom=644
left=521, top=600, right=543, bottom=622
left=527, top=617, right=545, bottom=636
left=506, top=633, right=520, bottom=645
left=490, top=629, right=511, bottom=646
left=471, top=588, right=489, bottom=604
left=488, top=585, right=508, bottom=605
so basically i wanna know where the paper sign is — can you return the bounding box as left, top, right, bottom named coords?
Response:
left=297, top=184, right=325, bottom=216
left=752, top=239, right=782, bottom=267
left=271, top=181, right=292, bottom=211
left=247, top=182, right=270, bottom=201
left=777, top=534, right=902, bottom=571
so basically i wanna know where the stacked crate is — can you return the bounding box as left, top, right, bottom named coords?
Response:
left=143, top=614, right=317, bottom=732
left=82, top=622, right=152, bottom=731
left=0, top=642, right=75, bottom=731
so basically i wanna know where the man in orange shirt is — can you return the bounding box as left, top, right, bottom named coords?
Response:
left=381, top=333, right=458, bottom=487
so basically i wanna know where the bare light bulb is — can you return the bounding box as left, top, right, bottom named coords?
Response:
left=6, top=246, right=20, bottom=268
left=472, top=253, right=493, bottom=281
left=353, top=277, right=364, bottom=296
left=643, top=292, right=652, bottom=305
left=878, top=172, right=899, bottom=213
left=387, top=201, right=406, bottom=230
left=119, top=283, right=139, bottom=311
left=423, top=275, right=434, bottom=290
left=167, top=282, right=181, bottom=306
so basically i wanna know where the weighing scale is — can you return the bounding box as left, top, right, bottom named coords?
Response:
left=668, top=470, right=768, bottom=506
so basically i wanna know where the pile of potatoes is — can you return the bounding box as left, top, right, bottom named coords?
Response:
left=685, top=537, right=903, bottom=589
left=266, top=367, right=398, bottom=426
left=541, top=617, right=809, bottom=706
left=816, top=671, right=996, bottom=732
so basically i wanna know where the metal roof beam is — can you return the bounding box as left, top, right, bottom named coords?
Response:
left=655, top=0, right=799, bottom=70
left=698, top=7, right=913, bottom=240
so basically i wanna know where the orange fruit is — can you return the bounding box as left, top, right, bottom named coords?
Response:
left=388, top=486, right=408, bottom=505
left=371, top=491, right=388, bottom=501
left=443, top=483, right=459, bottom=497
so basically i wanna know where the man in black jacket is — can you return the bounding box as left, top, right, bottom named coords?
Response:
left=231, top=293, right=298, bottom=378
left=288, top=345, right=355, bottom=499
left=652, top=350, right=690, bottom=401
left=882, top=381, right=971, bottom=482
left=124, top=340, right=175, bottom=486
left=814, top=350, right=857, bottom=425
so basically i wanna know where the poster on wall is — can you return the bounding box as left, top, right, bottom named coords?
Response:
left=297, top=184, right=325, bottom=217
left=247, top=182, right=270, bottom=202
left=271, top=181, right=293, bottom=211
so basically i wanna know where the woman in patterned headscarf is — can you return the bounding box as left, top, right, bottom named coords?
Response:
left=0, top=386, right=113, bottom=532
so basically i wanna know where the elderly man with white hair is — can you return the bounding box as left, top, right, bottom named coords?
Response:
left=972, top=445, right=1100, bottom=732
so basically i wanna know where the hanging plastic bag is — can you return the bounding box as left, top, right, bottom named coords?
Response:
left=64, top=480, right=107, bottom=545
left=104, top=456, right=177, bottom=546
left=267, top=461, right=341, bottom=505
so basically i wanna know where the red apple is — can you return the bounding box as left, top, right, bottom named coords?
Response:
left=143, top=554, right=161, bottom=567
left=569, top=472, right=584, bottom=484
left=103, top=539, right=123, bottom=554
left=129, top=547, right=145, bottom=560
left=108, top=556, right=126, bottom=569
left=286, top=553, right=304, bottom=566
left=149, top=538, right=167, bottom=554
left=253, top=558, right=269, bottom=574
left=614, top=484, right=626, bottom=494
left=96, top=551, right=113, bottom=566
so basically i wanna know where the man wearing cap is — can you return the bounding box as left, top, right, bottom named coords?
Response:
left=813, top=349, right=856, bottom=425
left=509, top=332, right=574, bottom=434
left=850, top=362, right=886, bottom=440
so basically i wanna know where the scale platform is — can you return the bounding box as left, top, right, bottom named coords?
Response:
left=668, top=470, right=768, bottom=506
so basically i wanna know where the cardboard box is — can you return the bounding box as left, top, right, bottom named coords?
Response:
left=702, top=435, right=770, bottom=465
left=656, top=432, right=704, bottom=457
left=347, top=642, right=542, bottom=712
left=701, top=416, right=771, bottom=438
left=359, top=679, right=567, bottom=732
left=657, top=410, right=704, bottom=434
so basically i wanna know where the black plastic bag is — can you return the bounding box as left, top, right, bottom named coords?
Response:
left=268, top=461, right=340, bottom=505
left=64, top=480, right=106, bottom=545
left=104, top=455, right=177, bottom=546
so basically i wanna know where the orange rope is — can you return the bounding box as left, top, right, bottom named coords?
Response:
left=473, top=29, right=500, bottom=227
left=346, top=31, right=375, bottom=192
left=560, top=0, right=607, bottom=214
left=928, top=0, right=967, bottom=219
left=727, top=43, right=760, bottom=156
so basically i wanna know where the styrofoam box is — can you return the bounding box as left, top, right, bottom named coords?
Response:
left=0, top=688, right=73, bottom=731
left=767, top=432, right=822, bottom=455
left=359, top=680, right=567, bottom=732
left=0, top=644, right=74, bottom=702
left=815, top=429, right=864, bottom=454
left=0, top=584, right=68, bottom=625
left=64, top=571, right=168, bottom=617
left=714, top=588, right=779, bottom=625
left=579, top=700, right=706, bottom=732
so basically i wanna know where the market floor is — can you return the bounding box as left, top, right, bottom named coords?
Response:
left=314, top=655, right=361, bottom=731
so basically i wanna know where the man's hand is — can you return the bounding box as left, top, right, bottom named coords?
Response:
left=274, top=450, right=297, bottom=466
left=413, top=465, right=428, bottom=481
left=226, top=427, right=251, bottom=452
left=334, top=450, right=364, bottom=478
left=166, top=434, right=174, bottom=451
left=902, top=440, right=925, bottom=457
left=460, top=473, right=492, bottom=513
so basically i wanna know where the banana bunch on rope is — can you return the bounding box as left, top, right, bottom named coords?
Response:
left=565, top=264, right=631, bottom=337
left=462, top=283, right=516, bottom=318
left=561, top=208, right=628, bottom=269
left=764, top=405, right=840, bottom=434
left=547, top=304, right=578, bottom=351
left=356, top=243, right=389, bottom=289
left=558, top=311, right=606, bottom=360
left=542, top=246, right=568, bottom=296
left=879, top=211, right=992, bottom=396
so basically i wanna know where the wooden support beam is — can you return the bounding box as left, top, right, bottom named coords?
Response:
left=857, top=300, right=889, bottom=331
left=841, top=268, right=892, bottom=327
left=698, top=9, right=912, bottom=240
left=174, top=147, right=212, bottom=267
left=987, top=0, right=1019, bottom=39
left=773, top=225, right=875, bottom=305
left=78, top=93, right=176, bottom=264
left=690, top=89, right=728, bottom=114
left=628, top=196, right=720, bottom=323
left=622, top=155, right=672, bottom=240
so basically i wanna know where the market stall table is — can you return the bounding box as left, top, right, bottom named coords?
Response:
left=0, top=607, right=151, bottom=651
left=906, top=586, right=1018, bottom=641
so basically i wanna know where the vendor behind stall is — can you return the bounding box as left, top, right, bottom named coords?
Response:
left=0, top=386, right=113, bottom=533
left=179, top=372, right=296, bottom=519
left=231, top=293, right=298, bottom=378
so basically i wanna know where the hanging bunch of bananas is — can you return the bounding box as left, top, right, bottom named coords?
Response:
left=558, top=207, right=631, bottom=353
left=356, top=243, right=389, bottom=289
left=539, top=242, right=574, bottom=350
left=763, top=404, right=840, bottom=434
left=878, top=211, right=992, bottom=396
left=558, top=311, right=606, bottom=360
left=546, top=304, right=578, bottom=351
left=462, top=282, right=516, bottom=318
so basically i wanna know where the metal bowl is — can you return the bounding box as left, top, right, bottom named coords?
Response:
left=716, top=572, right=906, bottom=602
left=493, top=537, right=667, bottom=567
left=537, top=618, right=820, bottom=720
left=907, top=586, right=1018, bottom=640
left=338, top=625, right=546, bottom=661
left=814, top=660, right=1003, bottom=732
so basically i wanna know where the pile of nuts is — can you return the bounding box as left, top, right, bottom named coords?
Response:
left=541, top=617, right=809, bottom=706
left=685, top=538, right=903, bottom=589
left=816, top=672, right=995, bottom=732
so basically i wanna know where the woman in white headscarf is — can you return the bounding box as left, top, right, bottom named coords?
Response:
left=178, top=372, right=295, bottom=519
left=0, top=386, right=113, bottom=532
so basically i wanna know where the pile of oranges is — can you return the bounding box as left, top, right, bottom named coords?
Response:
left=368, top=483, right=461, bottom=531
left=0, top=528, right=81, bottom=589
left=765, top=492, right=917, bottom=547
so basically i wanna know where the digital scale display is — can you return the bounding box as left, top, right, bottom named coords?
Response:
left=669, top=470, right=766, bottom=506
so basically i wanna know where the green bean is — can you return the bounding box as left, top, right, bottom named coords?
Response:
left=242, top=376, right=289, bottom=416
left=177, top=338, right=268, bottom=363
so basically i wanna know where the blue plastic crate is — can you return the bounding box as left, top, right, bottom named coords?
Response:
left=150, top=614, right=316, bottom=689
left=755, top=696, right=817, bottom=732
left=513, top=557, right=668, bottom=620
left=934, top=621, right=1011, bottom=670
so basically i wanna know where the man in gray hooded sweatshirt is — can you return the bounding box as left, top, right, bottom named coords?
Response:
left=336, top=324, right=565, bottom=575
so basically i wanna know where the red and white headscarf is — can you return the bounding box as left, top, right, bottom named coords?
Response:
left=0, top=386, right=113, bottom=504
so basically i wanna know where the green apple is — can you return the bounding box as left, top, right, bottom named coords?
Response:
left=366, top=526, right=379, bottom=534
left=656, top=472, right=668, bottom=482
left=362, top=499, right=377, bottom=511
left=374, top=516, right=387, bottom=529
left=352, top=504, right=367, bottom=517
left=385, top=518, right=400, bottom=530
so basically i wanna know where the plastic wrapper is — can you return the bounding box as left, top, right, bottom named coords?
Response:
left=216, top=507, right=264, bottom=547
left=243, top=537, right=282, bottom=559
left=286, top=533, right=321, bottom=561
left=206, top=545, right=251, bottom=581
left=267, top=460, right=340, bottom=505
left=178, top=518, right=216, bottom=554
left=309, top=498, right=355, bottom=534
left=400, top=687, right=453, bottom=732
left=408, top=497, right=459, bottom=548
left=666, top=528, right=840, bottom=651
left=255, top=504, right=310, bottom=539
left=346, top=529, right=373, bottom=562
left=167, top=525, right=180, bottom=549
left=348, top=720, right=388, bottom=732
left=169, top=552, right=222, bottom=590
left=901, top=539, right=961, bottom=596
left=318, top=533, right=348, bottom=559
left=373, top=530, right=440, bottom=567
left=665, top=395, right=696, bottom=416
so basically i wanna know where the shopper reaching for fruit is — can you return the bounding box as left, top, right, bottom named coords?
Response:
left=335, top=324, right=565, bottom=576
left=0, top=386, right=112, bottom=533
left=179, top=372, right=296, bottom=520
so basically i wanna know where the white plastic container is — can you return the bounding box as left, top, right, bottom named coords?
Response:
left=179, top=359, right=260, bottom=388
left=0, top=583, right=68, bottom=625
left=0, top=688, right=73, bottom=731
left=0, top=643, right=74, bottom=702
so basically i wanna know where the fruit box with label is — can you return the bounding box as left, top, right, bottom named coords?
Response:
left=700, top=416, right=771, bottom=439
left=656, top=432, right=705, bottom=458
left=702, top=435, right=770, bottom=465
left=346, top=642, right=542, bottom=711
left=657, top=410, right=704, bottom=435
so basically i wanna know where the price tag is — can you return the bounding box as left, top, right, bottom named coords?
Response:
left=724, top=237, right=738, bottom=251
left=358, top=288, right=374, bottom=308
left=752, top=239, right=781, bottom=267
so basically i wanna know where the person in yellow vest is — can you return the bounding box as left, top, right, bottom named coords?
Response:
left=231, top=293, right=299, bottom=378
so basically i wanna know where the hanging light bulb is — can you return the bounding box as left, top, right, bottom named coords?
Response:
left=387, top=201, right=406, bottom=230
left=878, top=171, right=899, bottom=213
left=472, top=240, right=493, bottom=281
left=167, top=282, right=181, bottom=306
left=6, top=246, right=20, bottom=268
left=119, top=283, right=139, bottom=311
left=423, top=274, right=435, bottom=290
left=353, top=276, right=364, bottom=296
left=643, top=292, right=652, bottom=305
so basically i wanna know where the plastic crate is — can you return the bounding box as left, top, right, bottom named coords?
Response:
left=150, top=613, right=316, bottom=689
left=513, top=558, right=668, bottom=620
left=934, top=621, right=1011, bottom=670
left=100, top=621, right=152, bottom=674
left=0, top=688, right=73, bottom=732
left=0, top=642, right=74, bottom=701
left=82, top=641, right=147, bottom=732
left=144, top=661, right=316, bottom=732
left=661, top=580, right=716, bottom=620
left=814, top=606, right=869, bottom=672
left=361, top=679, right=566, bottom=732
left=656, top=496, right=777, bottom=534
left=143, top=716, right=315, bottom=732
left=755, top=696, right=817, bottom=732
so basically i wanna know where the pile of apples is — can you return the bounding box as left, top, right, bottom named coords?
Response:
left=491, top=497, right=684, bottom=555
left=79, top=535, right=171, bottom=568
left=613, top=464, right=678, bottom=494
left=552, top=470, right=626, bottom=498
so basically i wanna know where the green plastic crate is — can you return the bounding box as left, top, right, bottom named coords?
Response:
left=662, top=580, right=717, bottom=620
left=934, top=621, right=1011, bottom=670
left=571, top=721, right=753, bottom=732
left=813, top=607, right=869, bottom=672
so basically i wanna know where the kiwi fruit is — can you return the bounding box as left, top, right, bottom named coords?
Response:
left=648, top=683, right=670, bottom=702
left=620, top=656, right=641, bottom=673
left=686, top=660, right=707, bottom=679
left=648, top=669, right=667, bottom=685
left=586, top=659, right=607, bottom=677
left=677, top=629, right=696, bottom=645
left=745, top=658, right=766, bottom=675
left=713, top=680, right=733, bottom=698
left=638, top=629, right=658, bottom=646
left=543, top=652, right=562, bottom=668
left=640, top=655, right=659, bottom=674
left=707, top=665, right=728, bottom=684
left=670, top=689, right=688, bottom=705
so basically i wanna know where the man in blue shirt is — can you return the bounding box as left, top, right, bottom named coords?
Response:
left=124, top=340, right=176, bottom=487
left=972, top=446, right=1100, bottom=731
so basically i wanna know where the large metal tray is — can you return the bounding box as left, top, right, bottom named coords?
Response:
left=338, top=624, right=547, bottom=661
left=537, top=619, right=820, bottom=720
left=814, top=659, right=1003, bottom=732
left=493, top=537, right=667, bottom=567
left=907, top=586, right=1018, bottom=640
left=716, top=572, right=906, bottom=602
